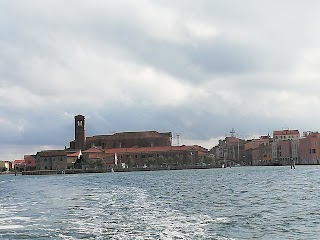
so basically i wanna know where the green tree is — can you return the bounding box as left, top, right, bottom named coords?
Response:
left=173, top=155, right=183, bottom=166
left=127, top=156, right=135, bottom=168
left=157, top=156, right=165, bottom=166
left=95, top=159, right=104, bottom=169
left=145, top=157, right=156, bottom=167
left=74, top=155, right=88, bottom=169
left=164, top=157, right=173, bottom=166
left=204, top=155, right=214, bottom=166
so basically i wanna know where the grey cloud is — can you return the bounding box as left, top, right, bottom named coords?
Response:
left=2, top=0, right=320, bottom=160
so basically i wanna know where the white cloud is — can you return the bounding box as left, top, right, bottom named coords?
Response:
left=2, top=1, right=320, bottom=159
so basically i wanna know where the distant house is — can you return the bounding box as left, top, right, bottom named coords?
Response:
left=299, top=131, right=320, bottom=164
left=24, top=155, right=36, bottom=171
left=0, top=161, right=12, bottom=172
left=36, top=150, right=67, bottom=171
left=82, top=147, right=114, bottom=169
left=66, top=150, right=82, bottom=169
left=13, top=159, right=25, bottom=172
left=104, top=145, right=201, bottom=168
left=35, top=149, right=83, bottom=171
left=272, top=129, right=300, bottom=165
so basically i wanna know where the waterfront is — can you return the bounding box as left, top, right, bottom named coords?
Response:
left=1, top=166, right=320, bottom=239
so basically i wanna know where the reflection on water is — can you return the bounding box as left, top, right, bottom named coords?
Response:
left=1, top=166, right=320, bottom=239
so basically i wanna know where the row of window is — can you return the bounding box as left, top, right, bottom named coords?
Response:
left=118, top=153, right=184, bottom=159
left=275, top=135, right=297, bottom=140
left=41, top=158, right=64, bottom=162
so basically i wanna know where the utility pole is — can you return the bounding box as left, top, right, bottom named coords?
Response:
left=176, top=133, right=180, bottom=146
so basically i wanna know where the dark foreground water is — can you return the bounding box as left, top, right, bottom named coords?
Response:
left=1, top=166, right=320, bottom=240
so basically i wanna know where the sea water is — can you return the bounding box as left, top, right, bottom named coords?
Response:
left=1, top=166, right=320, bottom=239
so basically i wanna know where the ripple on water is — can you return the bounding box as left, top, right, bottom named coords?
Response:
left=1, top=167, right=320, bottom=239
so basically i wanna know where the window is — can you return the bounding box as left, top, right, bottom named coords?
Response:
left=135, top=155, right=138, bottom=159
left=309, top=149, right=316, bottom=154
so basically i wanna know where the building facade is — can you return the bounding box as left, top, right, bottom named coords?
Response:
left=69, top=115, right=172, bottom=150
left=272, top=129, right=300, bottom=165
left=0, top=161, right=12, bottom=172
left=299, top=131, right=320, bottom=164
left=24, top=155, right=36, bottom=171
left=36, top=150, right=68, bottom=171
left=104, top=145, right=201, bottom=168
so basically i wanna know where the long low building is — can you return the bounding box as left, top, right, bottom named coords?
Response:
left=34, top=145, right=208, bottom=171
left=105, top=145, right=201, bottom=167
left=36, top=150, right=81, bottom=171
left=69, top=115, right=172, bottom=150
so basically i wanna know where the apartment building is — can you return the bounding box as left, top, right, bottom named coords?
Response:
left=299, top=131, right=320, bottom=164
left=272, top=129, right=299, bottom=165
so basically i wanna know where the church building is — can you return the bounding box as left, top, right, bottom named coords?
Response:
left=69, top=115, right=172, bottom=150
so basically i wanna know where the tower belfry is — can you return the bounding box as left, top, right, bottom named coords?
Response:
left=74, top=115, right=86, bottom=150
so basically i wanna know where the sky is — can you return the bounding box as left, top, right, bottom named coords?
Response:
left=1, top=0, right=320, bottom=160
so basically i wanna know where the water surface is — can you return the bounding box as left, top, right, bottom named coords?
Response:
left=1, top=166, right=320, bottom=239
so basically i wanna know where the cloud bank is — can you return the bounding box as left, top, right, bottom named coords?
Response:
left=1, top=0, right=320, bottom=159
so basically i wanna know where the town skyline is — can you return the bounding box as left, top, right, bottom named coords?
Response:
left=2, top=1, right=320, bottom=160
left=1, top=115, right=320, bottom=162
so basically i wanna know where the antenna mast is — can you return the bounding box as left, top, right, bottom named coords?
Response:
left=230, top=128, right=235, bottom=137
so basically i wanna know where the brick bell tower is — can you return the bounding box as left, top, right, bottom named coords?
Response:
left=74, top=115, right=86, bottom=150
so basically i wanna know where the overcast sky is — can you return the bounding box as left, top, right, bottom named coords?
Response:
left=1, top=0, right=320, bottom=160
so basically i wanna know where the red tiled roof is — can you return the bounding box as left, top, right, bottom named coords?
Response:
left=14, top=159, right=25, bottom=163
left=104, top=145, right=201, bottom=154
left=24, top=155, right=36, bottom=161
left=260, top=135, right=271, bottom=139
left=87, top=153, right=113, bottom=159
left=198, top=151, right=208, bottom=156
left=87, top=131, right=172, bottom=140
left=273, top=130, right=299, bottom=135
left=37, top=150, right=67, bottom=157
left=14, top=160, right=25, bottom=164
left=187, top=145, right=208, bottom=152
left=67, top=151, right=81, bottom=157
left=83, top=147, right=104, bottom=153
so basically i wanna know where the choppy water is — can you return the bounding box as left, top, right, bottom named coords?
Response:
left=1, top=166, right=320, bottom=239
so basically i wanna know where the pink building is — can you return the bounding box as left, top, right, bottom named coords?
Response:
left=299, top=132, right=320, bottom=164
left=24, top=155, right=36, bottom=171
left=272, top=129, right=300, bottom=165
left=244, top=136, right=271, bottom=151
left=13, top=159, right=25, bottom=172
